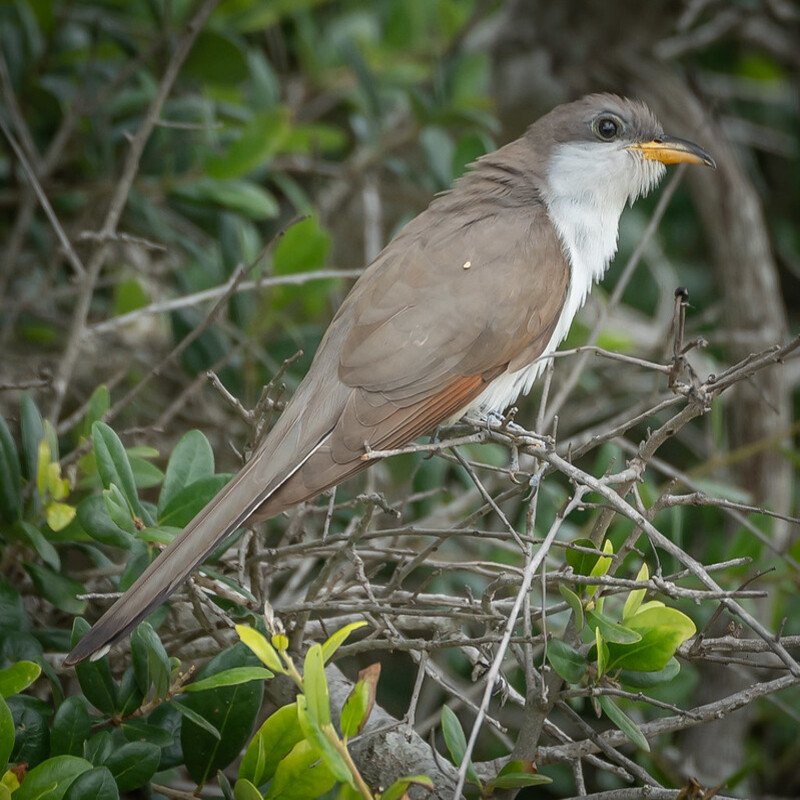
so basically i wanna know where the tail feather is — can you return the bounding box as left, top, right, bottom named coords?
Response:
left=64, top=439, right=322, bottom=666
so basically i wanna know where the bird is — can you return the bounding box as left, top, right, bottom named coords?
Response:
left=64, top=93, right=715, bottom=666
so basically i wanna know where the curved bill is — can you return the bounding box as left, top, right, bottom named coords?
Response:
left=628, top=136, right=716, bottom=168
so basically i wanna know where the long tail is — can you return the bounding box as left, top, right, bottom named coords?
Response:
left=63, top=441, right=319, bottom=666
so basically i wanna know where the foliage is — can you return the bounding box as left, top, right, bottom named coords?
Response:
left=1, top=0, right=799, bottom=798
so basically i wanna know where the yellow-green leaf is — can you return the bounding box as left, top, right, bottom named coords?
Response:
left=235, top=625, right=284, bottom=674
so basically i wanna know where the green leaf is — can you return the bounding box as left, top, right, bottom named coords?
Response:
left=587, top=539, right=614, bottom=596
left=620, top=658, right=681, bottom=689
left=12, top=755, right=92, bottom=800
left=0, top=661, right=41, bottom=697
left=558, top=584, right=584, bottom=630
left=19, top=393, right=45, bottom=482
left=273, top=216, right=331, bottom=275
left=63, top=767, right=119, bottom=800
left=0, top=577, right=27, bottom=632
left=76, top=495, right=132, bottom=548
left=606, top=607, right=696, bottom=672
left=50, top=697, right=91, bottom=757
left=131, top=622, right=171, bottom=699
left=236, top=625, right=284, bottom=673
left=91, top=422, right=151, bottom=525
left=129, top=456, right=163, bottom=490
left=440, top=706, right=479, bottom=786
left=158, top=430, right=215, bottom=513
left=320, top=621, right=367, bottom=663
left=598, top=695, right=650, bottom=752
left=233, top=778, right=262, bottom=800
left=24, top=564, right=85, bottom=615
left=102, top=741, right=161, bottom=792
left=340, top=679, right=369, bottom=739
left=157, top=474, right=230, bottom=527
left=381, top=774, right=435, bottom=800
left=16, top=521, right=60, bottom=570
left=172, top=178, right=280, bottom=220
left=595, top=626, right=607, bottom=678
left=546, top=639, right=586, bottom=684
left=263, top=740, right=336, bottom=800
left=586, top=609, right=642, bottom=645
left=184, top=666, right=274, bottom=693
left=207, top=109, right=290, bottom=180
left=0, top=695, right=13, bottom=774
left=172, top=699, right=221, bottom=740
left=46, top=502, right=76, bottom=532
left=303, top=645, right=330, bottom=726
left=184, top=30, right=249, bottom=84
left=622, top=563, right=649, bottom=621
left=566, top=538, right=606, bottom=577
left=70, top=619, right=117, bottom=715
left=0, top=415, right=21, bottom=523
left=295, top=695, right=351, bottom=784
left=79, top=386, right=110, bottom=440
left=180, top=644, right=263, bottom=784
left=490, top=759, right=553, bottom=789
left=239, top=702, right=303, bottom=786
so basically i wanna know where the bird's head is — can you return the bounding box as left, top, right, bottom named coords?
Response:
left=532, top=93, right=715, bottom=211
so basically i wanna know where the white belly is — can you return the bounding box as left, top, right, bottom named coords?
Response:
left=468, top=190, right=625, bottom=415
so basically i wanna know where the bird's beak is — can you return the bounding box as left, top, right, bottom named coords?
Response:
left=627, top=136, right=716, bottom=168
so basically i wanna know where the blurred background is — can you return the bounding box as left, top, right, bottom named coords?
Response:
left=1, top=1, right=799, bottom=797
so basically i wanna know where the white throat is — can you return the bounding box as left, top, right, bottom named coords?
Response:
left=472, top=142, right=664, bottom=415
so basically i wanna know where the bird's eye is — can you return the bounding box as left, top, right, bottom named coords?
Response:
left=593, top=116, right=620, bottom=141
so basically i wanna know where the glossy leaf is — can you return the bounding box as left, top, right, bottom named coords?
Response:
left=296, top=695, right=351, bottom=784
left=490, top=759, right=552, bottom=789
left=131, top=622, right=170, bottom=699
left=558, top=584, right=584, bottom=630
left=239, top=702, right=303, bottom=786
left=180, top=645, right=263, bottom=784
left=50, top=697, right=91, bottom=757
left=62, top=767, right=119, bottom=800
left=157, top=474, right=230, bottom=527
left=546, top=639, right=586, bottom=684
left=381, top=774, right=435, bottom=800
left=236, top=625, right=284, bottom=673
left=340, top=663, right=379, bottom=738
left=622, top=563, right=649, bottom=621
left=586, top=609, right=642, bottom=645
left=12, top=755, right=92, bottom=800
left=0, top=660, right=41, bottom=697
left=233, top=778, right=262, bottom=800
left=0, top=695, right=13, bottom=774
left=303, top=645, right=330, bottom=726
left=263, top=740, right=336, bottom=800
left=184, top=666, right=273, bottom=693
left=606, top=607, right=696, bottom=672
left=598, top=695, right=650, bottom=752
left=91, top=422, right=151, bottom=525
left=566, top=538, right=606, bottom=577
left=19, top=393, right=45, bottom=482
left=440, top=706, right=479, bottom=786
left=103, top=741, right=161, bottom=791
left=70, top=619, right=117, bottom=715
left=620, top=658, right=681, bottom=689
left=320, top=621, right=367, bottom=663
left=158, top=430, right=215, bottom=513
left=76, top=495, right=132, bottom=548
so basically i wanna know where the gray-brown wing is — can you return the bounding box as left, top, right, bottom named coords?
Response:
left=261, top=199, right=570, bottom=507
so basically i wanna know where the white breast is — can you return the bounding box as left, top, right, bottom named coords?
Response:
left=470, top=143, right=635, bottom=415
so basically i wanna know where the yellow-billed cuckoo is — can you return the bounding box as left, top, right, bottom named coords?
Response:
left=65, top=94, right=714, bottom=666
